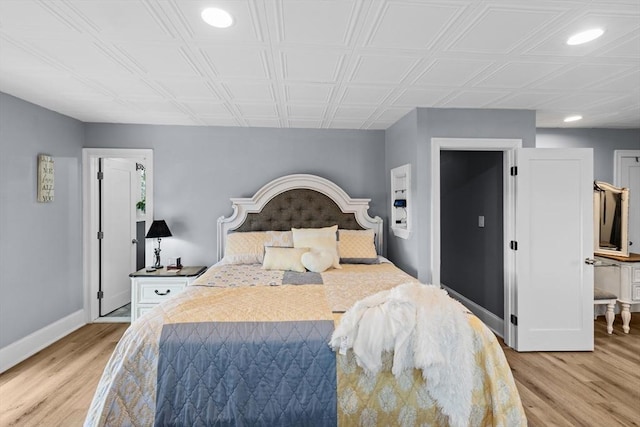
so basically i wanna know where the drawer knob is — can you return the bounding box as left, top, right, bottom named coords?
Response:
left=154, top=289, right=171, bottom=296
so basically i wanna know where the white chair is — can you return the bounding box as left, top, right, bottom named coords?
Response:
left=594, top=288, right=617, bottom=334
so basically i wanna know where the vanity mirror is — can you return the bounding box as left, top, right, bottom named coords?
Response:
left=593, top=181, right=629, bottom=257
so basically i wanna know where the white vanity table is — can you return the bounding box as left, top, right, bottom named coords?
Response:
left=595, top=252, right=640, bottom=333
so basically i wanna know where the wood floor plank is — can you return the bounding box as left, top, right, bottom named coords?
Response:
left=0, top=315, right=638, bottom=426
left=0, top=323, right=128, bottom=427
left=500, top=314, right=640, bottom=427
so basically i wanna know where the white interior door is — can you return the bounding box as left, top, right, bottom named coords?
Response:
left=100, top=158, right=136, bottom=315
left=514, top=148, right=594, bottom=351
left=618, top=155, right=639, bottom=252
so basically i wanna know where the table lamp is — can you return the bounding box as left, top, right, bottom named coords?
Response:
left=146, top=220, right=172, bottom=269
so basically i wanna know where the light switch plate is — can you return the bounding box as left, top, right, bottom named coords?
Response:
left=478, top=215, right=485, bottom=228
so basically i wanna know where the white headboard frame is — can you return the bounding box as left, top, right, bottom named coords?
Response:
left=216, top=174, right=383, bottom=262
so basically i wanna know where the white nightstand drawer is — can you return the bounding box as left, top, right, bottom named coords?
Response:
left=137, top=281, right=187, bottom=304
left=135, top=305, right=155, bottom=319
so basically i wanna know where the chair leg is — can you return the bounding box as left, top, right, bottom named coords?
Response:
left=620, top=302, right=631, bottom=334
left=605, top=302, right=615, bottom=334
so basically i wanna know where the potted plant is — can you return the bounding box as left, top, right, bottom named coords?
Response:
left=136, top=198, right=146, bottom=215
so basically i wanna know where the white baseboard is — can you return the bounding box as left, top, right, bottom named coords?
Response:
left=92, top=316, right=130, bottom=324
left=0, top=309, right=86, bottom=374
left=441, top=285, right=505, bottom=338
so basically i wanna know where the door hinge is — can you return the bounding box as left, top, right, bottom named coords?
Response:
left=510, top=314, right=518, bottom=326
left=97, top=171, right=104, bottom=180
left=510, top=240, right=518, bottom=250
left=510, top=166, right=518, bottom=176
left=97, top=231, right=104, bottom=240
left=97, top=291, right=104, bottom=299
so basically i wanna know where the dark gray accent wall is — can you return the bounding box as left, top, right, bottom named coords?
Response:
left=136, top=221, right=146, bottom=270
left=84, top=124, right=386, bottom=267
left=0, top=93, right=84, bottom=348
left=441, top=151, right=504, bottom=317
left=537, top=128, right=640, bottom=182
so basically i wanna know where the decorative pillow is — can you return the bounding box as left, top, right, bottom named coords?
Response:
left=301, top=251, right=334, bottom=273
left=338, top=229, right=379, bottom=264
left=222, top=231, right=268, bottom=265
left=292, top=225, right=341, bottom=269
left=264, top=230, right=293, bottom=248
left=262, top=247, right=309, bottom=272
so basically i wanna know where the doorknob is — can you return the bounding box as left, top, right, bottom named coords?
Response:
left=132, top=238, right=138, bottom=244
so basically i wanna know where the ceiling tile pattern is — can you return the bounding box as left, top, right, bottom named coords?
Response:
left=0, top=0, right=638, bottom=129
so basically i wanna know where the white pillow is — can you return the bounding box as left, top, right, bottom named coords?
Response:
left=262, top=247, right=309, bottom=272
left=301, top=251, right=334, bottom=273
left=292, top=225, right=341, bottom=269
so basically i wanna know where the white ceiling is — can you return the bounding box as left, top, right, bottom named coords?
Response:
left=1, top=0, right=639, bottom=130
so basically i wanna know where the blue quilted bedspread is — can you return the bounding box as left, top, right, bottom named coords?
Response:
left=155, top=320, right=336, bottom=426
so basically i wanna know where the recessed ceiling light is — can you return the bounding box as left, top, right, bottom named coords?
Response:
left=564, top=115, right=583, bottom=123
left=201, top=8, right=233, bottom=28
left=567, top=28, right=604, bottom=45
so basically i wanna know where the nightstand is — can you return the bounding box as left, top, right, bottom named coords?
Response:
left=130, top=266, right=206, bottom=321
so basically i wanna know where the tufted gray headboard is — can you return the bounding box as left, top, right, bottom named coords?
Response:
left=217, top=174, right=383, bottom=262
left=234, top=189, right=365, bottom=232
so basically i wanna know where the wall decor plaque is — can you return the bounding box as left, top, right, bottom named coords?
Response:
left=37, top=154, right=54, bottom=202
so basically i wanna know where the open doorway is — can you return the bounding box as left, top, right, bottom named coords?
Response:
left=82, top=149, right=153, bottom=323
left=431, top=138, right=520, bottom=342
left=440, top=150, right=504, bottom=322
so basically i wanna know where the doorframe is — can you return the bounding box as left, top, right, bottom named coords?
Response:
left=431, top=138, right=521, bottom=345
left=614, top=149, right=640, bottom=186
left=615, top=149, right=640, bottom=259
left=82, top=148, right=153, bottom=323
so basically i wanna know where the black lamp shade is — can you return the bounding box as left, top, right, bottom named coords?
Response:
left=146, top=220, right=172, bottom=239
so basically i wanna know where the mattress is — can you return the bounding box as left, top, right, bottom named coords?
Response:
left=85, top=262, right=526, bottom=426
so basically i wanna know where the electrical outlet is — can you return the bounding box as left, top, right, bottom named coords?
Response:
left=478, top=216, right=485, bottom=228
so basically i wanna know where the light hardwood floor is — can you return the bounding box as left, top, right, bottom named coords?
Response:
left=0, top=323, right=128, bottom=427
left=0, top=316, right=638, bottom=426
left=502, top=315, right=640, bottom=426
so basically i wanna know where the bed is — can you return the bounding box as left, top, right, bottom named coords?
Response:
left=85, top=174, right=526, bottom=427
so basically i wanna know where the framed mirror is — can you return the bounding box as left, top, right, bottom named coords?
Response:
left=593, top=181, right=629, bottom=257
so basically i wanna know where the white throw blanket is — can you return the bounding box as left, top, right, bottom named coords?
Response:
left=330, top=282, right=475, bottom=427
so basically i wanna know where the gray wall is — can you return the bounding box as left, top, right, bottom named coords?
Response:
left=385, top=107, right=536, bottom=283
left=84, top=124, right=386, bottom=266
left=537, top=128, right=640, bottom=182
left=385, top=110, right=419, bottom=276
left=0, top=93, right=84, bottom=348
left=3, top=90, right=636, bottom=353
left=441, top=151, right=504, bottom=317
